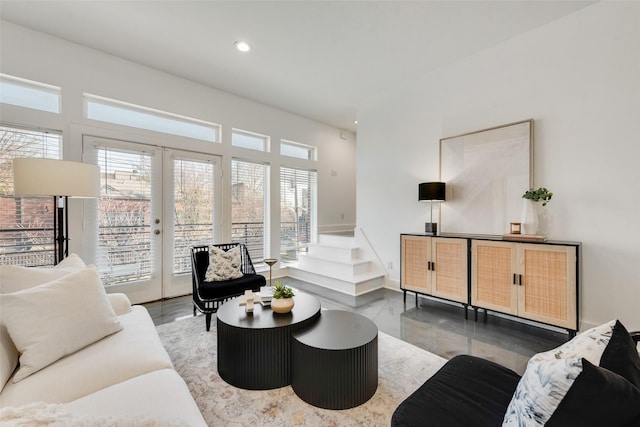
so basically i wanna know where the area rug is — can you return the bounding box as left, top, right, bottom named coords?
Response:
left=157, top=315, right=447, bottom=426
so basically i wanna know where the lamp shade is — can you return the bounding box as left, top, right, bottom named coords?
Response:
left=418, top=182, right=445, bottom=202
left=13, top=158, right=100, bottom=198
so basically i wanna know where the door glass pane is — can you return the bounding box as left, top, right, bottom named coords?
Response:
left=173, top=157, right=215, bottom=274
left=0, top=126, right=61, bottom=266
left=280, top=167, right=316, bottom=261
left=231, top=159, right=266, bottom=262
left=97, top=147, right=153, bottom=285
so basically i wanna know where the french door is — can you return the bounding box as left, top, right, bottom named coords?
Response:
left=83, top=136, right=221, bottom=303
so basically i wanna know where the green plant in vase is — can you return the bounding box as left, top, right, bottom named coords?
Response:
left=271, top=281, right=295, bottom=313
left=522, top=187, right=553, bottom=206
left=521, top=187, right=553, bottom=235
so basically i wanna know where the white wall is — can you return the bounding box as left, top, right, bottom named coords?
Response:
left=0, top=21, right=356, bottom=261
left=357, top=2, right=640, bottom=330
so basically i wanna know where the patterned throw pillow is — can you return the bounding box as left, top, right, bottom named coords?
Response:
left=503, top=357, right=640, bottom=427
left=502, top=319, right=640, bottom=427
left=204, top=246, right=244, bottom=281
left=502, top=358, right=584, bottom=426
left=537, top=319, right=616, bottom=364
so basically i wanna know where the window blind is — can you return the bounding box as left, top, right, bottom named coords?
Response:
left=280, top=166, right=316, bottom=261
left=0, top=125, right=61, bottom=266
left=231, top=159, right=267, bottom=262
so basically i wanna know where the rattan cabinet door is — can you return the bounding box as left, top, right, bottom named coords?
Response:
left=401, top=235, right=431, bottom=294
left=431, top=238, right=468, bottom=304
left=517, top=244, right=577, bottom=329
left=471, top=240, right=518, bottom=315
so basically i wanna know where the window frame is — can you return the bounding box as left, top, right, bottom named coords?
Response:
left=84, top=94, right=221, bottom=143
left=0, top=74, right=61, bottom=114
left=280, top=139, right=317, bottom=161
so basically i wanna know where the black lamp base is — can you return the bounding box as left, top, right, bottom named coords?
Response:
left=425, top=222, right=438, bottom=235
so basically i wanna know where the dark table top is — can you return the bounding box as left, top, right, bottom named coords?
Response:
left=293, top=310, right=378, bottom=350
left=216, top=292, right=321, bottom=330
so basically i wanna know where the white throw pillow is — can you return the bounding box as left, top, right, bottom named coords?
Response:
left=0, top=321, right=18, bottom=392
left=53, top=253, right=87, bottom=273
left=0, top=265, right=123, bottom=382
left=204, top=246, right=244, bottom=281
left=0, top=253, right=86, bottom=294
left=0, top=254, right=87, bottom=390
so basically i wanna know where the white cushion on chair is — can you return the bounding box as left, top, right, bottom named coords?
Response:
left=205, top=245, right=244, bottom=281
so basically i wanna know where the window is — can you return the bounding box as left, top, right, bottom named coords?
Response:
left=280, top=167, right=316, bottom=261
left=231, top=159, right=267, bottom=262
left=232, top=129, right=268, bottom=152
left=173, top=156, right=217, bottom=274
left=96, top=146, right=154, bottom=284
left=0, top=125, right=62, bottom=266
left=85, top=94, right=220, bottom=142
left=281, top=139, right=316, bottom=160
left=0, top=74, right=61, bottom=113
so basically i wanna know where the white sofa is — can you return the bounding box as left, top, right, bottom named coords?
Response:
left=0, top=256, right=206, bottom=426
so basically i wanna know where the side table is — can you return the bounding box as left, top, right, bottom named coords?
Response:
left=291, top=310, right=378, bottom=409
left=216, top=292, right=320, bottom=390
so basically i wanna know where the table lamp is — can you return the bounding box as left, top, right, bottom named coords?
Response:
left=418, top=182, right=446, bottom=235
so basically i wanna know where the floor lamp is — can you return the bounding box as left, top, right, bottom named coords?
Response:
left=13, top=158, right=100, bottom=265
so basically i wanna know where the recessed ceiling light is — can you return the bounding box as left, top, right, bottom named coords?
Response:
left=234, top=41, right=251, bottom=52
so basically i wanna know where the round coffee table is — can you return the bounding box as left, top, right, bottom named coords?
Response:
left=216, top=292, right=320, bottom=390
left=291, top=310, right=378, bottom=409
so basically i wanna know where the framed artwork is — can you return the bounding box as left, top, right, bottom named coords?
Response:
left=439, top=119, right=533, bottom=235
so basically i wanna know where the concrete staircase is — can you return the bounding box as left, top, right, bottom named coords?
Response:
left=287, top=231, right=385, bottom=296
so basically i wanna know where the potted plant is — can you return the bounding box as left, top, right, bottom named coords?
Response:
left=271, top=281, right=295, bottom=314
left=522, top=187, right=553, bottom=206
left=521, top=187, right=553, bottom=234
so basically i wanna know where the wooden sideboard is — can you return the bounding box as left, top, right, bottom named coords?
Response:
left=400, top=233, right=580, bottom=335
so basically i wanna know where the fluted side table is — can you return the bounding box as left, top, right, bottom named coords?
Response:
left=291, top=310, right=378, bottom=409
left=216, top=292, right=320, bottom=390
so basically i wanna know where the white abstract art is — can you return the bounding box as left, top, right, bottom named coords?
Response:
left=439, top=120, right=533, bottom=235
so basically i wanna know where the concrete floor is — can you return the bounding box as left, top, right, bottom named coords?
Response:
left=144, top=277, right=567, bottom=375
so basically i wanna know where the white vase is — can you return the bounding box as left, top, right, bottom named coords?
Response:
left=271, top=297, right=294, bottom=314
left=521, top=199, right=539, bottom=235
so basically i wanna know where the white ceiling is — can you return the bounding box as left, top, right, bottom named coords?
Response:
left=0, top=1, right=594, bottom=131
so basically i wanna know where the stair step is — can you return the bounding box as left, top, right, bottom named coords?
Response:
left=297, top=253, right=372, bottom=276
left=307, top=243, right=361, bottom=262
left=288, top=266, right=384, bottom=296
left=317, top=234, right=355, bottom=247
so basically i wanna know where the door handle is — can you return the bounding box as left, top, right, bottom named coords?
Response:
left=154, top=229, right=161, bottom=235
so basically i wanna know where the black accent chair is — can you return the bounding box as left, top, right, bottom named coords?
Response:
left=391, top=331, right=640, bottom=426
left=191, top=243, right=266, bottom=331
